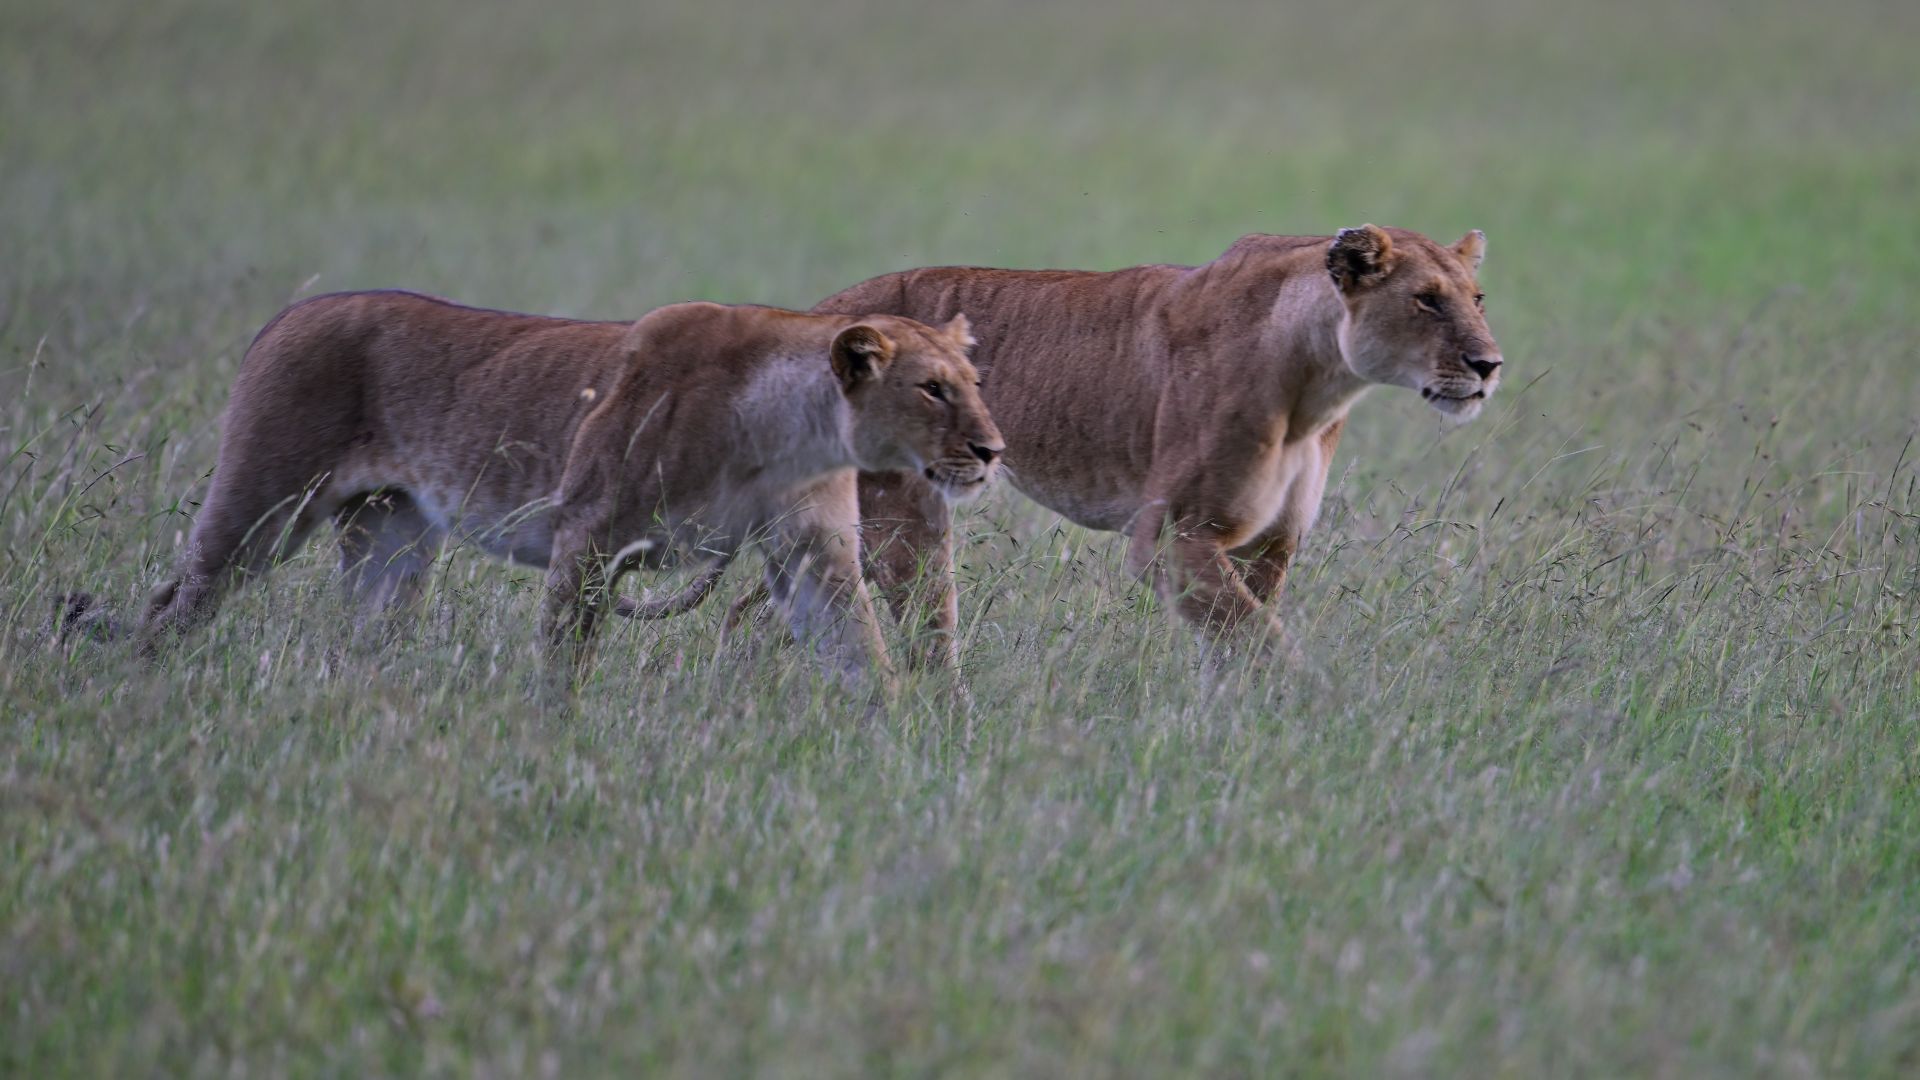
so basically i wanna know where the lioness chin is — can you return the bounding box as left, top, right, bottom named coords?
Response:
left=807, top=224, right=1503, bottom=667
left=137, top=290, right=1003, bottom=691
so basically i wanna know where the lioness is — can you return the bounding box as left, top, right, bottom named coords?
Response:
left=138, top=291, right=1003, bottom=687
left=807, top=225, right=1502, bottom=665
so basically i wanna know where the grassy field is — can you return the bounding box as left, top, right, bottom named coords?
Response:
left=5, top=0, right=1919, bottom=1073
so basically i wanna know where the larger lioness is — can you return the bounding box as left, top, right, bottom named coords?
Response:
left=807, top=224, right=1503, bottom=666
left=138, top=290, right=1002, bottom=687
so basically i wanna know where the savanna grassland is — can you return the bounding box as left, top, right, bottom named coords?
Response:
left=4, top=0, right=1919, bottom=1073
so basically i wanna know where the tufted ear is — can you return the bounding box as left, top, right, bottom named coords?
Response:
left=1453, top=229, right=1486, bottom=271
left=830, top=324, right=895, bottom=391
left=1326, top=224, right=1397, bottom=293
left=941, top=313, right=976, bottom=352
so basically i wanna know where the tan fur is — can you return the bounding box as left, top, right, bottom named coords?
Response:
left=140, top=290, right=1002, bottom=690
left=812, top=226, right=1502, bottom=664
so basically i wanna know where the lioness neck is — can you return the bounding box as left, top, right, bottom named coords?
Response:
left=732, top=353, right=858, bottom=491
left=1252, top=251, right=1372, bottom=442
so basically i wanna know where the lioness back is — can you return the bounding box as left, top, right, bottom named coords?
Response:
left=229, top=291, right=634, bottom=559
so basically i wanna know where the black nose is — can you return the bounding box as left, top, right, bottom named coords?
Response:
left=1464, top=353, right=1502, bottom=379
left=969, top=442, right=1002, bottom=464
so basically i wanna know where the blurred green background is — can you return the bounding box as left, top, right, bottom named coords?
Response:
left=4, top=0, right=1918, bottom=1074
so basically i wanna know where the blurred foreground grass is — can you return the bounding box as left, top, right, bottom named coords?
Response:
left=4, top=0, right=1919, bottom=1073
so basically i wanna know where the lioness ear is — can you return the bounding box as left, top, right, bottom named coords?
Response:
left=830, top=324, right=895, bottom=391
left=1453, top=229, right=1486, bottom=271
left=942, top=313, right=976, bottom=352
left=1327, top=224, right=1396, bottom=293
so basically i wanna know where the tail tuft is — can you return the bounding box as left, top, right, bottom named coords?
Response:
left=44, top=591, right=124, bottom=644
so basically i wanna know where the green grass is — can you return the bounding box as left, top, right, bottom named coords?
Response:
left=5, top=0, right=1919, bottom=1073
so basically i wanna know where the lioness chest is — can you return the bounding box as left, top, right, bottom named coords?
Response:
left=1215, top=428, right=1333, bottom=550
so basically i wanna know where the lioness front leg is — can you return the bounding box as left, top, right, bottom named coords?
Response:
left=1237, top=532, right=1297, bottom=606
left=857, top=469, right=959, bottom=671
left=762, top=515, right=897, bottom=698
left=1239, top=417, right=1342, bottom=606
left=1126, top=512, right=1294, bottom=659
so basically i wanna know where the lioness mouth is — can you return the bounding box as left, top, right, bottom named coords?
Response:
left=925, top=465, right=990, bottom=490
left=1421, top=388, right=1486, bottom=402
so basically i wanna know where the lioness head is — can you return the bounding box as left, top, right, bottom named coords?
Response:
left=829, top=314, right=1005, bottom=500
left=1326, top=224, right=1503, bottom=421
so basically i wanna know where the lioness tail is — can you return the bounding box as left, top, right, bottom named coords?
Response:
left=611, top=557, right=733, bottom=619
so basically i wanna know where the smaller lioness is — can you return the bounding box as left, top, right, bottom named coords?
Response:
left=139, top=291, right=1003, bottom=689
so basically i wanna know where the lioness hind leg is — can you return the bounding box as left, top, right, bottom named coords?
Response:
left=540, top=511, right=635, bottom=694
left=335, top=491, right=443, bottom=615
left=142, top=475, right=337, bottom=645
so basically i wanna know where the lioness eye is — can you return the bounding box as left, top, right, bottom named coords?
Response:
left=1415, top=293, right=1443, bottom=314
left=1473, top=293, right=1486, bottom=310
left=922, top=381, right=946, bottom=400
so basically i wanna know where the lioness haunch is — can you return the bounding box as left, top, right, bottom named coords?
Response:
left=138, top=291, right=1003, bottom=689
left=812, top=225, right=1504, bottom=666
